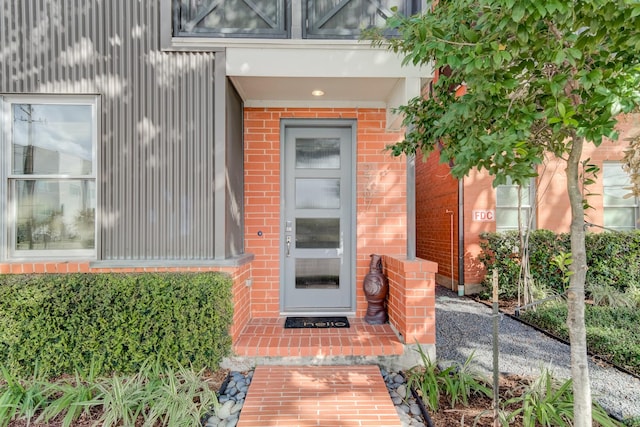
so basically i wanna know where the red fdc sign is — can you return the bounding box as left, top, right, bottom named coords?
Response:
left=472, top=210, right=495, bottom=222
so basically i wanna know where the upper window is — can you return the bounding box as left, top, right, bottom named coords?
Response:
left=303, top=0, right=418, bottom=39
left=1, top=96, right=98, bottom=259
left=496, top=178, right=535, bottom=232
left=172, top=0, right=422, bottom=39
left=603, top=162, right=638, bottom=231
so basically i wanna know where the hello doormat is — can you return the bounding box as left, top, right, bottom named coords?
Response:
left=284, top=316, right=350, bottom=329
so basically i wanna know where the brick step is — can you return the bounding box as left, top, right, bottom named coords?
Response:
left=232, top=317, right=404, bottom=358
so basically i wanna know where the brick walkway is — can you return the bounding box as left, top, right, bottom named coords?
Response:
left=237, top=365, right=402, bottom=427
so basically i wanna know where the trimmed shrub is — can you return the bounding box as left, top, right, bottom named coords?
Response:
left=585, top=232, right=640, bottom=292
left=478, top=230, right=522, bottom=299
left=0, top=272, right=233, bottom=378
left=478, top=230, right=570, bottom=298
left=521, top=302, right=640, bottom=376
left=479, top=230, right=640, bottom=296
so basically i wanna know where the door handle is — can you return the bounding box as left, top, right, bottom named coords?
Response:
left=286, top=235, right=291, bottom=257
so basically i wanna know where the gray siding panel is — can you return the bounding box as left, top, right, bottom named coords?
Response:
left=1, top=0, right=222, bottom=261
left=226, top=80, right=244, bottom=257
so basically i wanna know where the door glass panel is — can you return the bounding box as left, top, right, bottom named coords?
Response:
left=296, top=218, right=339, bottom=248
left=295, top=258, right=340, bottom=289
left=295, top=138, right=340, bottom=169
left=296, top=178, right=340, bottom=208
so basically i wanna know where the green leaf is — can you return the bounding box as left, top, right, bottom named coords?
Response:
left=517, top=26, right=529, bottom=43
left=512, top=5, right=525, bottom=22
left=533, top=1, right=547, bottom=17
left=567, top=48, right=583, bottom=60
left=553, top=49, right=566, bottom=65
left=557, top=102, right=566, bottom=117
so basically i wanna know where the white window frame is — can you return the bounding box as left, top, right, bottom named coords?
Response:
left=496, top=177, right=536, bottom=232
left=0, top=95, right=100, bottom=260
left=603, top=162, right=639, bottom=231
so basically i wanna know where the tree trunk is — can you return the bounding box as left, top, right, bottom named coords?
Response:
left=565, top=135, right=592, bottom=426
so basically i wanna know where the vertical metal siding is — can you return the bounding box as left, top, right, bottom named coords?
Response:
left=226, top=80, right=244, bottom=256
left=1, top=0, right=219, bottom=260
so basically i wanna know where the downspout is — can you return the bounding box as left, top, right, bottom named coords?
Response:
left=457, top=178, right=465, bottom=296
left=446, top=209, right=454, bottom=290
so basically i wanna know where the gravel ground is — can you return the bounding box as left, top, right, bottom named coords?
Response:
left=435, top=286, right=640, bottom=421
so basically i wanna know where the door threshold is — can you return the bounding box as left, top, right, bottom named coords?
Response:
left=280, top=311, right=356, bottom=317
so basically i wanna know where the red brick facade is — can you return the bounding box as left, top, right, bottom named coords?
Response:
left=415, top=149, right=459, bottom=287
left=1, top=106, right=441, bottom=349
left=417, top=113, right=640, bottom=292
left=244, top=107, right=436, bottom=342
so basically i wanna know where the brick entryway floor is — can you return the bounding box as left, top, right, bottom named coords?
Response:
left=237, top=365, right=402, bottom=427
left=233, top=317, right=404, bottom=358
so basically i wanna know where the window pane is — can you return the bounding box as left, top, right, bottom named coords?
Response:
left=176, top=0, right=288, bottom=37
left=15, top=180, right=96, bottom=250
left=604, top=207, right=635, bottom=230
left=603, top=164, right=635, bottom=205
left=295, top=138, right=340, bottom=169
left=496, top=186, right=519, bottom=206
left=306, top=0, right=412, bottom=37
left=12, top=104, right=93, bottom=175
left=496, top=209, right=518, bottom=229
left=497, top=184, right=530, bottom=207
left=604, top=187, right=636, bottom=206
left=496, top=178, right=533, bottom=230
left=200, top=0, right=282, bottom=30
left=295, top=258, right=340, bottom=289
left=296, top=218, right=340, bottom=248
left=496, top=208, right=529, bottom=230
left=603, top=163, right=630, bottom=186
left=296, top=178, right=340, bottom=209
left=603, top=163, right=638, bottom=229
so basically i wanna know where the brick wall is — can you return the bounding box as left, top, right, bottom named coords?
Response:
left=415, top=150, right=459, bottom=286
left=418, top=114, right=640, bottom=291
left=2, top=105, right=436, bottom=340
left=244, top=107, right=407, bottom=318
left=537, top=114, right=640, bottom=232
left=384, top=255, right=437, bottom=344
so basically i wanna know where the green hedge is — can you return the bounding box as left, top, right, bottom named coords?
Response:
left=520, top=302, right=640, bottom=376
left=479, top=230, right=640, bottom=297
left=479, top=230, right=569, bottom=298
left=0, top=272, right=233, bottom=378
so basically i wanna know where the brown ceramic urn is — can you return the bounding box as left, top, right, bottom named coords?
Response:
left=363, top=254, right=389, bottom=324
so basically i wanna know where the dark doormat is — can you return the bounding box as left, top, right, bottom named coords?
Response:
left=284, top=316, right=350, bottom=329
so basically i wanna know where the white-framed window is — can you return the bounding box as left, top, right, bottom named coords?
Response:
left=496, top=177, right=535, bottom=232
left=1, top=95, right=98, bottom=259
left=603, top=162, right=638, bottom=231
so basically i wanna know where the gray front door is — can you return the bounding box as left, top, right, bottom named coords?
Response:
left=281, top=122, right=354, bottom=313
